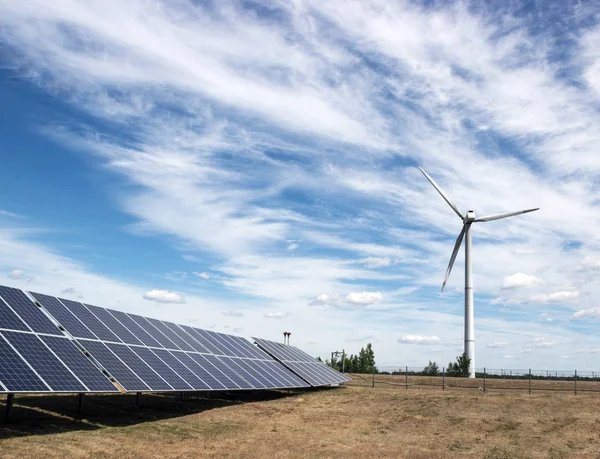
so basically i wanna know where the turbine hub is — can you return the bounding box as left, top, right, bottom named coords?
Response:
left=465, top=210, right=476, bottom=222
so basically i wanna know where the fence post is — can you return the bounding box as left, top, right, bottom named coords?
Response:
left=575, top=369, right=577, bottom=395
left=372, top=367, right=375, bottom=388
left=442, top=367, right=445, bottom=391
left=528, top=369, right=531, bottom=395
left=405, top=366, right=408, bottom=390
left=483, top=367, right=486, bottom=393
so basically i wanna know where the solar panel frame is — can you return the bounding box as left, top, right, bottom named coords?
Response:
left=181, top=326, right=222, bottom=354
left=106, top=343, right=173, bottom=391
left=0, top=286, right=60, bottom=335
left=221, top=357, right=267, bottom=389
left=162, top=321, right=210, bottom=353
left=85, top=305, right=144, bottom=346
left=62, top=300, right=122, bottom=343
left=149, top=349, right=212, bottom=391
left=30, top=293, right=98, bottom=340
left=2, top=331, right=87, bottom=392
left=187, top=353, right=242, bottom=390
left=126, top=314, right=174, bottom=349
left=105, top=310, right=163, bottom=348
left=0, top=333, right=50, bottom=392
left=168, top=351, right=224, bottom=390
left=146, top=318, right=194, bottom=351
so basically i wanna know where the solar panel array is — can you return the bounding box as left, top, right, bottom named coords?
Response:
left=0, top=286, right=118, bottom=393
left=0, top=283, right=346, bottom=394
left=253, top=337, right=350, bottom=386
left=30, top=292, right=310, bottom=392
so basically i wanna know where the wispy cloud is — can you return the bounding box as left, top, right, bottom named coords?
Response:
left=143, top=289, right=185, bottom=304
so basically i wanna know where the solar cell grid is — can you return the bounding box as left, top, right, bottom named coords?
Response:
left=2, top=331, right=86, bottom=392
left=187, top=353, right=240, bottom=389
left=222, top=357, right=266, bottom=388
left=127, top=314, right=174, bottom=349
left=149, top=349, right=211, bottom=390
left=0, top=286, right=59, bottom=335
left=0, top=334, right=49, bottom=392
left=166, top=351, right=220, bottom=390
left=217, top=333, right=250, bottom=358
left=183, top=327, right=222, bottom=354
left=87, top=305, right=143, bottom=346
left=196, top=329, right=231, bottom=355
left=40, top=336, right=117, bottom=392
left=0, top=295, right=29, bottom=332
left=202, top=354, right=252, bottom=389
left=129, top=346, right=192, bottom=391
left=162, top=321, right=208, bottom=353
left=107, top=310, right=162, bottom=347
left=146, top=318, right=193, bottom=351
left=31, top=293, right=97, bottom=339
left=62, top=300, right=121, bottom=342
left=79, top=340, right=149, bottom=392
left=106, top=344, right=172, bottom=391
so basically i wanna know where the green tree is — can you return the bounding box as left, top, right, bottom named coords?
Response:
left=447, top=353, right=470, bottom=377
left=423, top=360, right=439, bottom=376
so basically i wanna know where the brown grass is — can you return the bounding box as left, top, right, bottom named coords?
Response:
left=1, top=383, right=600, bottom=458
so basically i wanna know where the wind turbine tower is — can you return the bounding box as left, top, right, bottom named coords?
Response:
left=419, top=167, right=539, bottom=378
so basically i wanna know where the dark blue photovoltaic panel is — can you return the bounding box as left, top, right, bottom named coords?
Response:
left=86, top=305, right=143, bottom=346
left=171, top=352, right=225, bottom=390
left=266, top=361, right=310, bottom=388
left=0, top=293, right=29, bottom=332
left=199, top=354, right=252, bottom=389
left=243, top=359, right=285, bottom=388
left=216, top=334, right=248, bottom=357
left=127, top=314, right=173, bottom=349
left=108, top=310, right=162, bottom=348
left=0, top=286, right=59, bottom=335
left=106, top=344, right=171, bottom=391
left=230, top=336, right=266, bottom=359
left=79, top=340, right=149, bottom=392
left=129, top=347, right=192, bottom=391
left=222, top=357, right=267, bottom=388
left=0, top=334, right=48, bottom=392
left=151, top=350, right=212, bottom=390
left=194, top=329, right=229, bottom=355
left=62, top=300, right=121, bottom=343
left=205, top=331, right=238, bottom=355
left=2, top=331, right=86, bottom=392
left=162, top=322, right=209, bottom=353
left=146, top=318, right=194, bottom=351
left=40, top=336, right=117, bottom=392
left=30, top=293, right=97, bottom=339
left=182, top=326, right=222, bottom=354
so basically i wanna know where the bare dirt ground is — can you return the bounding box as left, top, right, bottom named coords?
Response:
left=1, top=382, right=600, bottom=458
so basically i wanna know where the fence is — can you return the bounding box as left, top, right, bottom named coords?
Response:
left=344, top=366, right=600, bottom=395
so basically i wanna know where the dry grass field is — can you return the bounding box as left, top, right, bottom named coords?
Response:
left=1, top=380, right=600, bottom=458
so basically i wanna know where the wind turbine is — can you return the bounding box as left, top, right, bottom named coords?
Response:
left=419, top=167, right=539, bottom=378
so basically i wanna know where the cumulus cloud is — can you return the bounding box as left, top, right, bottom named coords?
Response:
left=398, top=335, right=441, bottom=345
left=221, top=310, right=244, bottom=317
left=310, top=291, right=383, bottom=307
left=486, top=341, right=508, bottom=348
left=7, top=269, right=25, bottom=280
left=264, top=312, right=291, bottom=319
left=571, top=307, right=600, bottom=320
left=287, top=243, right=299, bottom=251
left=143, top=289, right=185, bottom=304
left=193, top=272, right=212, bottom=280
left=501, top=272, right=544, bottom=290
left=531, top=291, right=579, bottom=303
left=362, top=257, right=391, bottom=269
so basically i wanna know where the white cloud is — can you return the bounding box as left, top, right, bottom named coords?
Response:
left=193, top=272, right=212, bottom=280
left=0, top=210, right=24, bottom=218
left=287, top=243, right=298, bottom=251
left=531, top=291, right=579, bottom=303
left=486, top=341, right=508, bottom=349
left=345, top=291, right=383, bottom=305
left=7, top=269, right=25, bottom=280
left=362, top=257, right=391, bottom=269
left=571, top=307, right=600, bottom=321
left=143, top=289, right=185, bottom=304
left=309, top=291, right=383, bottom=307
left=264, top=312, right=291, bottom=319
left=398, top=335, right=441, bottom=345
left=501, top=272, right=544, bottom=290
left=221, top=310, right=244, bottom=317
left=533, top=337, right=556, bottom=348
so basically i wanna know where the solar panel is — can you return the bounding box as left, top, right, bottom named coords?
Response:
left=106, top=343, right=172, bottom=391
left=181, top=326, right=222, bottom=354
left=85, top=305, right=144, bottom=346
left=221, top=357, right=267, bottom=388
left=78, top=340, right=150, bottom=392
left=108, top=310, right=162, bottom=348
left=30, top=293, right=97, bottom=339
left=145, top=318, right=194, bottom=351
left=186, top=353, right=241, bottom=390
left=129, top=347, right=193, bottom=391
left=162, top=321, right=209, bottom=353
left=0, top=293, right=29, bottom=332
left=253, top=337, right=350, bottom=386
left=2, top=331, right=86, bottom=392
left=0, top=286, right=59, bottom=335
left=61, top=300, right=122, bottom=342
left=39, top=336, right=118, bottom=392
left=0, top=333, right=49, bottom=392
left=170, top=351, right=225, bottom=390
left=200, top=354, right=253, bottom=389
left=127, top=314, right=174, bottom=349
left=147, top=349, right=210, bottom=390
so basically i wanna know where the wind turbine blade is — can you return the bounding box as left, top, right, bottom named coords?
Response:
left=474, top=208, right=539, bottom=223
left=419, top=167, right=463, bottom=220
left=442, top=225, right=466, bottom=292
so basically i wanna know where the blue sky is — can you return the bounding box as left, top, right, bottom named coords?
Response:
left=1, top=0, right=600, bottom=370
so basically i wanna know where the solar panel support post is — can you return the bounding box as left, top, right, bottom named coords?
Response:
left=5, top=394, right=13, bottom=422
left=180, top=392, right=185, bottom=402
left=575, top=370, right=577, bottom=396
left=78, top=393, right=84, bottom=416
left=528, top=369, right=531, bottom=395
left=136, top=392, right=141, bottom=407
left=405, top=366, right=408, bottom=390
left=483, top=367, right=486, bottom=393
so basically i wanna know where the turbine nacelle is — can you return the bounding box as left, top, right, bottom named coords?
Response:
left=464, top=210, right=476, bottom=222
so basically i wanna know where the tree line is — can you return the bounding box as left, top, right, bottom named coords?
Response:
left=319, top=343, right=378, bottom=374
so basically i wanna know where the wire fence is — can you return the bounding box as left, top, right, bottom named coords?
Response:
left=344, top=366, right=600, bottom=395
